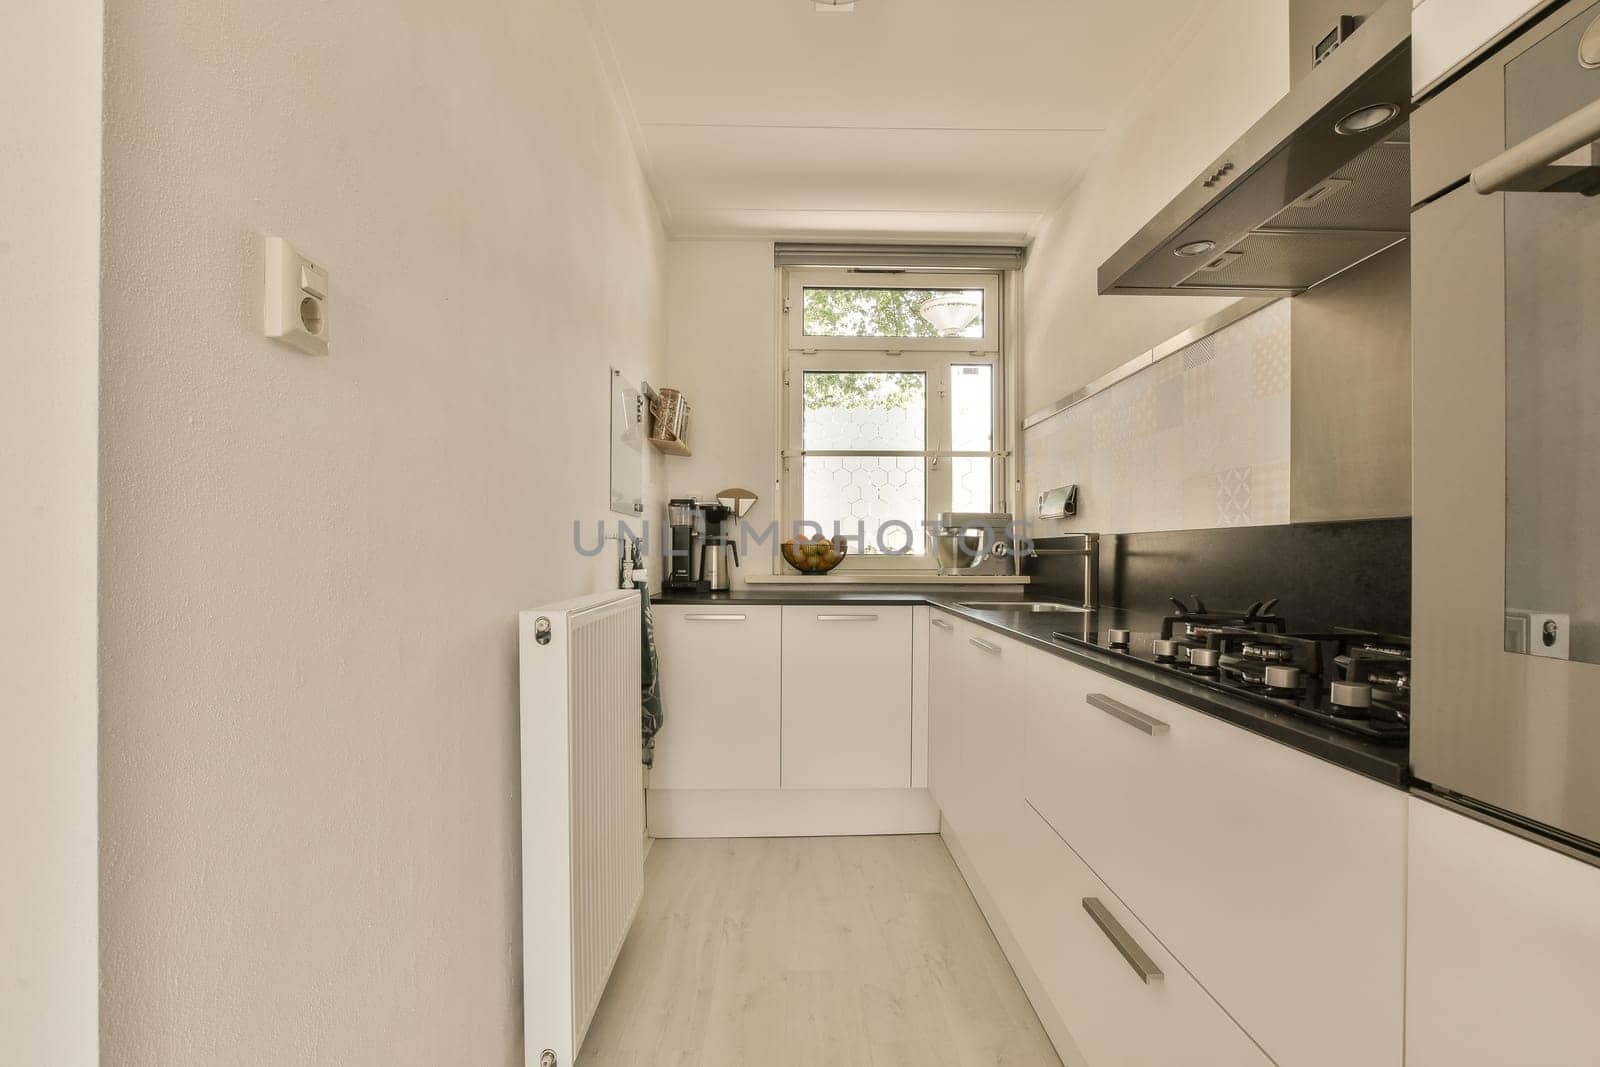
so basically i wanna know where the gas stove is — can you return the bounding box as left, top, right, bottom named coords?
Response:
left=1057, top=596, right=1411, bottom=743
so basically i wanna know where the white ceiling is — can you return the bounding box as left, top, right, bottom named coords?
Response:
left=586, top=0, right=1210, bottom=242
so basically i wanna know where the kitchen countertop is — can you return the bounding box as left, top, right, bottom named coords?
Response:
left=653, top=588, right=1410, bottom=788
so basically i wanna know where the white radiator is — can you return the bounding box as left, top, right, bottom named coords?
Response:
left=519, top=590, right=644, bottom=1067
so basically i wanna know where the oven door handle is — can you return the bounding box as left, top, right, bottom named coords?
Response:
left=1472, top=96, right=1600, bottom=195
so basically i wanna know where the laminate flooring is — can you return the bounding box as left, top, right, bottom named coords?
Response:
left=577, top=834, right=1062, bottom=1066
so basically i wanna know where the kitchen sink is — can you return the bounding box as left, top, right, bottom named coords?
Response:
left=957, top=601, right=1091, bottom=614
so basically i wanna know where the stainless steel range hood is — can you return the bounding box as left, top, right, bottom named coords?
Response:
left=1099, top=0, right=1412, bottom=297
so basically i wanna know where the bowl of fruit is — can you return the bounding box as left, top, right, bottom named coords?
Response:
left=780, top=534, right=848, bottom=575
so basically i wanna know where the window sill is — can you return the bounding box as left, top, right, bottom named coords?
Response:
left=744, top=573, right=1030, bottom=586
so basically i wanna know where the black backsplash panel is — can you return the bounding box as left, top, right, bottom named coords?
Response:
left=1027, top=518, right=1411, bottom=635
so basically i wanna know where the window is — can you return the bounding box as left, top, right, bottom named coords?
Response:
left=780, top=270, right=1007, bottom=570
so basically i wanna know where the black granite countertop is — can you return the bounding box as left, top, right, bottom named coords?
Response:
left=652, top=588, right=1410, bottom=788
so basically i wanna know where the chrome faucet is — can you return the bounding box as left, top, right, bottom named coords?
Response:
left=1026, top=532, right=1100, bottom=612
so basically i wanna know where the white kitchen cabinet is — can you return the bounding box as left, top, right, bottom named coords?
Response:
left=650, top=605, right=781, bottom=790
left=1021, top=649, right=1406, bottom=1067
left=780, top=605, right=912, bottom=790
left=998, top=805, right=1275, bottom=1067
left=1414, top=0, right=1548, bottom=96
left=936, top=614, right=1027, bottom=891
left=926, top=610, right=964, bottom=809
left=1406, top=796, right=1600, bottom=1067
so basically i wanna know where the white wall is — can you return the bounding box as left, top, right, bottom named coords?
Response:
left=98, top=1, right=665, bottom=1062
left=1021, top=0, right=1290, bottom=413
left=661, top=240, right=779, bottom=586
left=0, top=4, right=101, bottom=1064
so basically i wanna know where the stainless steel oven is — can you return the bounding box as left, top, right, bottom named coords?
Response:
left=1412, top=0, right=1600, bottom=850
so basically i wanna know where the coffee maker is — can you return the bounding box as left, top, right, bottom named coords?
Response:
left=664, top=498, right=708, bottom=594
left=665, top=499, right=741, bottom=593
left=698, top=503, right=737, bottom=593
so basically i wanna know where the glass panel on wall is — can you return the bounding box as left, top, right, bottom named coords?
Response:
left=802, top=456, right=927, bottom=555
left=802, top=371, right=926, bottom=450
left=802, top=288, right=985, bottom=339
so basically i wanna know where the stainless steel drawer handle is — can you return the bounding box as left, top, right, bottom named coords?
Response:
left=1471, top=96, right=1600, bottom=194
left=930, top=617, right=954, bottom=631
left=816, top=613, right=878, bottom=622
left=1086, top=693, right=1170, bottom=736
left=1083, top=897, right=1164, bottom=984
left=684, top=613, right=746, bottom=621
left=969, top=637, right=1001, bottom=654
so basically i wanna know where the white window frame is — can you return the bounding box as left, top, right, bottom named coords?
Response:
left=778, top=269, right=1008, bottom=573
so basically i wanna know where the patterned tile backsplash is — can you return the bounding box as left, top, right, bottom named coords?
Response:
left=1023, top=300, right=1291, bottom=535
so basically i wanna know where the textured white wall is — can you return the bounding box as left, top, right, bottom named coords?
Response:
left=660, top=240, right=779, bottom=585
left=1021, top=0, right=1290, bottom=413
left=1024, top=301, right=1292, bottom=534
left=0, top=4, right=101, bottom=1063
left=98, top=1, right=665, bottom=1062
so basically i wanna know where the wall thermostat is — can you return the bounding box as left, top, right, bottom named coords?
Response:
left=264, top=236, right=329, bottom=356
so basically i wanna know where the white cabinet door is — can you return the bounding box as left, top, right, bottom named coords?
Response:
left=1407, top=797, right=1600, bottom=1067
left=781, top=606, right=912, bottom=790
left=650, top=605, right=781, bottom=790
left=1023, top=651, right=1406, bottom=1067
left=944, top=622, right=1026, bottom=887
left=926, top=610, right=965, bottom=809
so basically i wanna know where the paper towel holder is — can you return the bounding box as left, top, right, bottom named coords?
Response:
left=1040, top=484, right=1078, bottom=519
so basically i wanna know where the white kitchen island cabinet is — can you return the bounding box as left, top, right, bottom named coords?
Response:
left=1406, top=795, right=1600, bottom=1067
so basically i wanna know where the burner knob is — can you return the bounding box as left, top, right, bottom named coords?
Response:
left=1151, top=638, right=1179, bottom=662
left=1106, top=628, right=1131, bottom=649
left=1264, top=664, right=1302, bottom=690
left=1189, top=647, right=1220, bottom=671
left=1331, top=681, right=1373, bottom=710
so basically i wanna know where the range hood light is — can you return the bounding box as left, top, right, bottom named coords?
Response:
left=1174, top=240, right=1217, bottom=257
left=1334, top=102, right=1401, bottom=135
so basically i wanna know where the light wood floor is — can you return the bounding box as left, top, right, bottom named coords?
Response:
left=578, top=834, right=1063, bottom=1067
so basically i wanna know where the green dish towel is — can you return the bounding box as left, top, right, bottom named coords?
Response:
left=637, top=580, right=664, bottom=768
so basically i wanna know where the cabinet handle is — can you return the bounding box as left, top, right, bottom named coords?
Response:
left=1082, top=897, right=1163, bottom=984
left=1086, top=693, right=1169, bottom=736
left=930, top=617, right=953, bottom=631
left=684, top=613, right=747, bottom=622
left=816, top=613, right=878, bottom=622
left=969, top=637, right=1001, bottom=654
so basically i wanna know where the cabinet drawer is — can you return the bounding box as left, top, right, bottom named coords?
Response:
left=1007, top=804, right=1273, bottom=1067
left=1023, top=652, right=1405, bottom=1067
left=651, top=605, right=782, bottom=790
left=781, top=606, right=912, bottom=790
